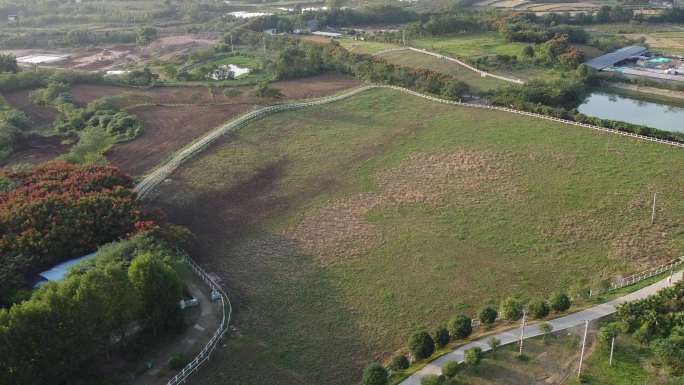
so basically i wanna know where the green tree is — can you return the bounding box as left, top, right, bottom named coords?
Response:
left=136, top=26, right=158, bottom=45
left=408, top=331, right=435, bottom=360
left=549, top=292, right=571, bottom=312
left=389, top=355, right=410, bottom=371
left=362, top=363, right=388, bottom=385
left=0, top=54, right=19, bottom=73
left=433, top=326, right=450, bottom=348
left=652, top=335, right=684, bottom=374
left=464, top=347, right=482, bottom=366
left=421, top=374, right=444, bottom=385
left=448, top=314, right=472, bottom=339
left=128, top=252, right=182, bottom=334
left=527, top=298, right=550, bottom=319
left=488, top=337, right=500, bottom=352
left=522, top=45, right=534, bottom=58
left=442, top=361, right=460, bottom=377
left=500, top=297, right=523, bottom=321
left=479, top=307, right=497, bottom=324
left=539, top=322, right=553, bottom=341
left=599, top=322, right=627, bottom=345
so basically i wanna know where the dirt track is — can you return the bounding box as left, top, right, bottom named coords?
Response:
left=4, top=89, right=58, bottom=127
left=2, top=74, right=360, bottom=175
left=103, top=74, right=361, bottom=176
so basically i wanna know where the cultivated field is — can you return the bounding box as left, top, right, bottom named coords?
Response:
left=412, top=32, right=529, bottom=59
left=150, top=88, right=684, bottom=385
left=590, top=23, right=684, bottom=55
left=2, top=74, right=360, bottom=175
left=377, top=49, right=507, bottom=92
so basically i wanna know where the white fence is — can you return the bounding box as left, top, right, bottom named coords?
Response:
left=133, top=84, right=683, bottom=385
left=373, top=47, right=525, bottom=85
left=135, top=84, right=683, bottom=200
left=164, top=256, right=232, bottom=385
left=609, top=256, right=684, bottom=291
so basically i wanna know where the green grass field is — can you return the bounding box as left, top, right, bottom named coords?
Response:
left=412, top=32, right=530, bottom=59
left=579, top=319, right=681, bottom=385
left=378, top=49, right=507, bottom=92
left=338, top=37, right=400, bottom=54
left=154, top=89, right=684, bottom=385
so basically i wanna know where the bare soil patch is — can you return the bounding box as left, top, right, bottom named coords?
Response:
left=107, top=103, right=255, bottom=176
left=3, top=74, right=359, bottom=175
left=1, top=135, right=70, bottom=167
left=287, top=150, right=515, bottom=264
left=4, top=89, right=58, bottom=127
left=70, top=73, right=361, bottom=107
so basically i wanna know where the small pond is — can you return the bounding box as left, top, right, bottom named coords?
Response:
left=577, top=92, right=684, bottom=133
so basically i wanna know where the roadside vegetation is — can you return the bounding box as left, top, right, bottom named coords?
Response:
left=0, top=160, right=197, bottom=385
left=153, top=88, right=683, bottom=385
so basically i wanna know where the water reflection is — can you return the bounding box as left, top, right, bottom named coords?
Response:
left=578, top=92, right=684, bottom=133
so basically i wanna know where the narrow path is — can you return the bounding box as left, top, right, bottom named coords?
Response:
left=373, top=47, right=525, bottom=84
left=399, top=271, right=683, bottom=385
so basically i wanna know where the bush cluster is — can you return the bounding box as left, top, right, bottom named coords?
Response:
left=0, top=161, right=149, bottom=305
left=0, top=234, right=184, bottom=385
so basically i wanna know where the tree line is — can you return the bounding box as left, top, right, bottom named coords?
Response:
left=362, top=292, right=572, bottom=385
left=0, top=162, right=150, bottom=306
left=0, top=232, right=185, bottom=385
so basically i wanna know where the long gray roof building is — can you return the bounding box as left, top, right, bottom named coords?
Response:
left=584, top=45, right=648, bottom=70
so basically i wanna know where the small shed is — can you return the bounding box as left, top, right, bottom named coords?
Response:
left=7, top=14, right=18, bottom=22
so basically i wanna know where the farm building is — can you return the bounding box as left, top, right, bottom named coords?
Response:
left=584, top=46, right=648, bottom=70
left=32, top=252, right=98, bottom=288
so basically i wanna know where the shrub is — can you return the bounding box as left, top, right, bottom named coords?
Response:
left=479, top=307, right=497, bottom=324
left=168, top=353, right=190, bottom=370
left=408, top=331, right=435, bottom=360
left=421, top=374, right=444, bottom=385
left=487, top=337, right=500, bottom=351
left=550, top=292, right=571, bottom=312
left=432, top=326, right=450, bottom=348
left=500, top=297, right=523, bottom=321
left=389, top=355, right=410, bottom=371
left=362, top=363, right=388, bottom=385
left=255, top=81, right=282, bottom=97
left=464, top=347, right=482, bottom=366
left=442, top=361, right=460, bottom=377
left=528, top=298, right=550, bottom=319
left=448, top=314, right=472, bottom=339
left=539, top=322, right=554, bottom=341
left=223, top=88, right=243, bottom=97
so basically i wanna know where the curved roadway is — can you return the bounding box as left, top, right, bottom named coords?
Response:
left=399, top=271, right=682, bottom=385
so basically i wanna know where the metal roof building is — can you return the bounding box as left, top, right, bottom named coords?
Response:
left=584, top=46, right=648, bottom=70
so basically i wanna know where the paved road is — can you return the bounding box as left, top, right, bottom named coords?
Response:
left=400, top=271, right=682, bottom=385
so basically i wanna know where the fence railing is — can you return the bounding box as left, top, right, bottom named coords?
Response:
left=372, top=47, right=525, bottom=85
left=164, top=256, right=232, bottom=385
left=609, top=256, right=684, bottom=291
left=133, top=84, right=682, bottom=385
left=136, top=84, right=683, bottom=200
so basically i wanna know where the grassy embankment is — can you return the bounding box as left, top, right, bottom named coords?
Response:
left=153, top=88, right=684, bottom=385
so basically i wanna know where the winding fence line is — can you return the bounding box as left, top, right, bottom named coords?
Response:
left=373, top=47, right=525, bottom=85
left=134, top=84, right=683, bottom=385
left=135, top=84, right=683, bottom=199
left=165, top=256, right=232, bottom=385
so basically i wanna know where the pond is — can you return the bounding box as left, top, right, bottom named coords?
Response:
left=578, top=92, right=684, bottom=133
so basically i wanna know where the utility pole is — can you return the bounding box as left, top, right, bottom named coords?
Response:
left=230, top=34, right=234, bottom=54
left=651, top=192, right=657, bottom=224
left=402, top=29, right=406, bottom=46
left=578, top=320, right=589, bottom=377
left=519, top=310, right=526, bottom=355
left=609, top=336, right=615, bottom=366
left=263, top=35, right=266, bottom=55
